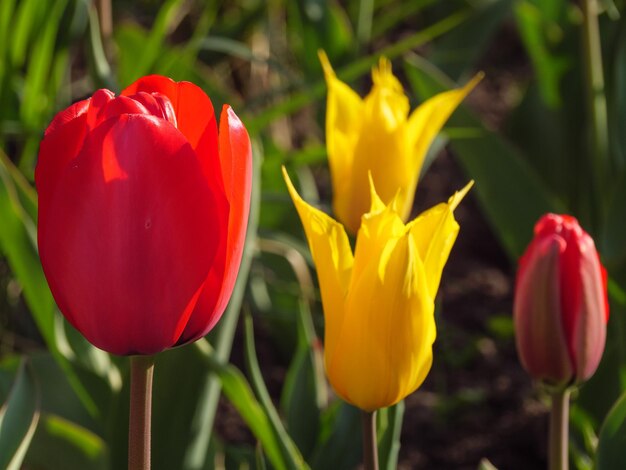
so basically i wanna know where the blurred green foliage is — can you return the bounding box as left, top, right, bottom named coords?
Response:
left=2, top=0, right=626, bottom=468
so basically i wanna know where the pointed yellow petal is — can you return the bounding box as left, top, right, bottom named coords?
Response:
left=282, top=167, right=354, bottom=364
left=448, top=180, right=474, bottom=211
left=327, top=228, right=435, bottom=411
left=319, top=50, right=364, bottom=232
left=337, top=59, right=412, bottom=232
left=398, top=74, right=482, bottom=220
left=367, top=171, right=386, bottom=213
left=408, top=182, right=473, bottom=297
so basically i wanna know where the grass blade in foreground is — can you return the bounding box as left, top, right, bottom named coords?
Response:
left=0, top=360, right=40, bottom=470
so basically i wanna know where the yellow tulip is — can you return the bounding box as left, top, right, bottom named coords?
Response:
left=319, top=50, right=481, bottom=234
left=283, top=166, right=472, bottom=411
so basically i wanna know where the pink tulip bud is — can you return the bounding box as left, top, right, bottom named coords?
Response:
left=514, top=214, right=609, bottom=386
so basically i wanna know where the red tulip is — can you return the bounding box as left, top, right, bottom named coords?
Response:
left=36, top=75, right=252, bottom=355
left=514, top=214, right=609, bottom=386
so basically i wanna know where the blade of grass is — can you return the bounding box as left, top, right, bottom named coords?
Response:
left=243, top=312, right=308, bottom=470
left=0, top=360, right=40, bottom=470
left=192, top=340, right=289, bottom=470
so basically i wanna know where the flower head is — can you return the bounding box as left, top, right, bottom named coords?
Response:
left=319, top=50, right=480, bottom=233
left=36, top=75, right=252, bottom=355
left=514, top=214, right=609, bottom=386
left=284, top=166, right=471, bottom=411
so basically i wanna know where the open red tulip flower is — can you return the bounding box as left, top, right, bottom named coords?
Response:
left=36, top=75, right=252, bottom=356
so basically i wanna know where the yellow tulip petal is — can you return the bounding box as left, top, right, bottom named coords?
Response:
left=328, top=229, right=435, bottom=411
left=318, top=50, right=364, bottom=229
left=350, top=177, right=405, bottom=284
left=367, top=57, right=409, bottom=130
left=338, top=59, right=411, bottom=233
left=398, top=73, right=483, bottom=219
left=282, top=167, right=354, bottom=363
left=408, top=181, right=473, bottom=297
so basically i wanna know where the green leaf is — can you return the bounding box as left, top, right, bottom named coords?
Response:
left=377, top=402, right=404, bottom=470
left=116, top=0, right=185, bottom=85
left=403, top=55, right=563, bottom=259
left=0, top=360, right=40, bottom=470
left=0, top=152, right=48, bottom=314
left=596, top=390, right=626, bottom=469
left=514, top=1, right=570, bottom=108
left=194, top=340, right=296, bottom=470
left=20, top=0, right=69, bottom=172
left=280, top=346, right=321, bottom=458
left=309, top=402, right=362, bottom=470
left=243, top=313, right=308, bottom=469
left=430, top=0, right=513, bottom=80
left=24, top=414, right=109, bottom=470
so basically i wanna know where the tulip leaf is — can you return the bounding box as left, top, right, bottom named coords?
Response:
left=429, top=0, right=512, bottom=80
left=279, top=306, right=326, bottom=460
left=513, top=1, right=570, bottom=108
left=243, top=313, right=308, bottom=469
left=0, top=360, right=40, bottom=470
left=403, top=54, right=564, bottom=259
left=23, top=413, right=109, bottom=470
left=280, top=345, right=321, bottom=458
left=596, top=390, right=626, bottom=470
left=194, top=339, right=296, bottom=470
left=309, top=401, right=362, bottom=470
left=377, top=401, right=404, bottom=470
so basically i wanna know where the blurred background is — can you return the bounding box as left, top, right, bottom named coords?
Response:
left=2, top=0, right=626, bottom=469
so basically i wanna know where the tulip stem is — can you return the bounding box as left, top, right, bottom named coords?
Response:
left=549, top=388, right=570, bottom=470
left=361, top=410, right=379, bottom=470
left=129, top=355, right=155, bottom=470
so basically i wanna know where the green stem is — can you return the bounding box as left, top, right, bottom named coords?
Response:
left=128, top=355, right=155, bottom=470
left=361, top=410, right=379, bottom=470
left=581, top=0, right=609, bottom=225
left=549, top=388, right=570, bottom=470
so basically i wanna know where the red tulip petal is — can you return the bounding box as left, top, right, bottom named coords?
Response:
left=569, top=232, right=608, bottom=381
left=179, top=105, right=252, bottom=342
left=514, top=234, right=574, bottom=383
left=600, top=262, right=609, bottom=322
left=86, top=89, right=116, bottom=129
left=100, top=95, right=151, bottom=121
left=560, top=225, right=582, bottom=365
left=39, top=114, right=223, bottom=355
left=125, top=92, right=178, bottom=127
left=121, top=75, right=217, bottom=160
left=36, top=100, right=90, bottom=220
left=44, top=98, right=89, bottom=137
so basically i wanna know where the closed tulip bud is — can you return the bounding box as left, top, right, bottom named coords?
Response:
left=514, top=214, right=609, bottom=386
left=284, top=167, right=472, bottom=411
left=319, top=50, right=481, bottom=234
left=36, top=75, right=252, bottom=355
